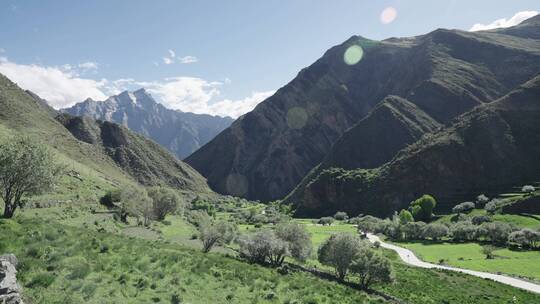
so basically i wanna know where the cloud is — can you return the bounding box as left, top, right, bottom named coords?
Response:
left=0, top=57, right=271, bottom=117
left=207, top=91, right=275, bottom=118
left=78, top=61, right=98, bottom=71
left=469, top=11, right=538, bottom=31
left=161, top=49, right=198, bottom=65
left=163, top=49, right=176, bottom=65
left=0, top=57, right=107, bottom=108
left=179, top=56, right=198, bottom=64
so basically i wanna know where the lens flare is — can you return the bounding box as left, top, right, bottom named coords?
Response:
left=380, top=7, right=397, bottom=24
left=286, top=107, right=308, bottom=129
left=343, top=45, right=364, bottom=65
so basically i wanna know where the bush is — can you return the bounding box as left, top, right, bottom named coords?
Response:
left=398, top=209, right=414, bottom=224
left=401, top=221, right=426, bottom=240
left=333, top=211, right=349, bottom=221
left=452, top=202, right=475, bottom=214
left=409, top=194, right=437, bottom=222
left=508, top=228, right=540, bottom=248
left=475, top=194, right=489, bottom=208
left=147, top=186, right=181, bottom=220
left=100, top=189, right=121, bottom=207
left=350, top=246, right=394, bottom=290
left=275, top=222, right=312, bottom=262
left=471, top=215, right=491, bottom=225
left=317, top=233, right=364, bottom=280
left=237, top=230, right=289, bottom=267
left=522, top=185, right=536, bottom=194
left=484, top=200, right=499, bottom=215
left=355, top=216, right=383, bottom=233
left=318, top=217, right=335, bottom=226
left=450, top=222, right=477, bottom=241
left=422, top=223, right=449, bottom=241
left=479, top=222, right=513, bottom=244
left=199, top=220, right=237, bottom=253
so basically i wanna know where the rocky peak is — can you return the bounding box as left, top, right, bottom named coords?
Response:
left=0, top=254, right=24, bottom=304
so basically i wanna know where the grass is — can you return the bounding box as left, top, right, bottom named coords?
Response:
left=395, top=241, right=540, bottom=282
left=1, top=216, right=382, bottom=304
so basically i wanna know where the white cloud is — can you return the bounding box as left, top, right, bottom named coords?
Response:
left=163, top=49, right=176, bottom=65
left=179, top=56, right=198, bottom=64
left=208, top=91, right=275, bottom=118
left=0, top=57, right=107, bottom=108
left=78, top=61, right=98, bottom=71
left=0, top=57, right=271, bottom=117
left=469, top=11, right=538, bottom=31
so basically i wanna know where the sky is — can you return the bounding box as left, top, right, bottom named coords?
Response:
left=0, top=1, right=539, bottom=118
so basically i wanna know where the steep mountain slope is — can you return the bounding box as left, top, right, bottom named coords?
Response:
left=290, top=75, right=540, bottom=217
left=63, top=89, right=233, bottom=159
left=56, top=114, right=209, bottom=191
left=0, top=73, right=211, bottom=197
left=186, top=18, right=540, bottom=201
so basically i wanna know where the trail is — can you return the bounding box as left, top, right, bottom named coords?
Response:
left=366, top=233, right=540, bottom=294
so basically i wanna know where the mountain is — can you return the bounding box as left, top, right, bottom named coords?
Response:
left=63, top=89, right=233, bottom=159
left=288, top=74, right=540, bottom=217
left=186, top=17, right=540, bottom=201
left=0, top=73, right=211, bottom=197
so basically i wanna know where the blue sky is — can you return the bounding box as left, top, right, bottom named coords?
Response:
left=1, top=0, right=539, bottom=117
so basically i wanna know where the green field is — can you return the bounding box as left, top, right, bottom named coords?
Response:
left=395, top=241, right=540, bottom=282
left=436, top=209, right=540, bottom=229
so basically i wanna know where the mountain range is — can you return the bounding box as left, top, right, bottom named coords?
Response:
left=186, top=14, right=540, bottom=206
left=63, top=89, right=233, bottom=159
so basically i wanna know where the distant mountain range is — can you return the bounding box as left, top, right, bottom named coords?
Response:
left=186, top=14, right=540, bottom=208
left=63, top=89, right=233, bottom=159
left=0, top=73, right=211, bottom=194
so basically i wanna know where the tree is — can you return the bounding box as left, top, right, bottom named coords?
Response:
left=409, top=195, right=437, bottom=222
left=318, top=217, right=335, bottom=226
left=237, top=230, right=288, bottom=267
left=199, top=220, right=237, bottom=253
left=147, top=186, right=181, bottom=220
left=522, top=185, right=536, bottom=194
left=398, top=209, right=414, bottom=224
left=0, top=137, right=62, bottom=218
left=120, top=187, right=153, bottom=225
left=484, top=200, right=499, bottom=215
left=475, top=194, right=489, bottom=208
left=275, top=222, right=312, bottom=262
left=481, top=245, right=495, bottom=259
left=452, top=202, right=475, bottom=215
left=508, top=228, right=540, bottom=249
left=100, top=189, right=121, bottom=207
left=334, top=211, right=349, bottom=221
left=317, top=233, right=364, bottom=280
left=350, top=247, right=394, bottom=290
left=421, top=223, right=449, bottom=241
left=401, top=222, right=426, bottom=240
left=480, top=222, right=513, bottom=244
left=355, top=216, right=384, bottom=233
left=450, top=221, right=477, bottom=242
left=471, top=215, right=491, bottom=225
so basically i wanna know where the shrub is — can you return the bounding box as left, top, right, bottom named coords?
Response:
left=479, top=222, right=513, bottom=244
left=401, top=221, right=426, bottom=240
left=275, top=222, right=313, bottom=262
left=484, top=200, right=498, bottom=215
left=318, top=217, right=335, bottom=226
left=237, top=230, right=289, bottom=267
left=355, top=216, right=383, bottom=233
left=398, top=209, right=414, bottom=224
left=350, top=246, right=394, bottom=290
left=475, top=194, right=489, bottom=208
left=198, top=220, right=237, bottom=253
left=450, top=222, right=477, bottom=241
left=333, top=211, right=349, bottom=221
left=317, top=233, right=364, bottom=280
left=471, top=215, right=491, bottom=225
left=422, top=223, right=449, bottom=241
left=120, top=187, right=153, bottom=225
left=452, top=202, right=475, bottom=214
left=508, top=228, right=540, bottom=248
left=100, top=189, right=121, bottom=207
left=409, top=194, right=437, bottom=222
left=522, top=185, right=536, bottom=194
left=147, top=186, right=182, bottom=220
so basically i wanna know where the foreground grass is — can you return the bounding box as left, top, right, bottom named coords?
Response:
left=0, top=217, right=381, bottom=304
left=395, top=241, right=540, bottom=282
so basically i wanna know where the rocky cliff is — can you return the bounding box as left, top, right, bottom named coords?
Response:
left=0, top=254, right=23, bottom=304
left=186, top=16, right=540, bottom=201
